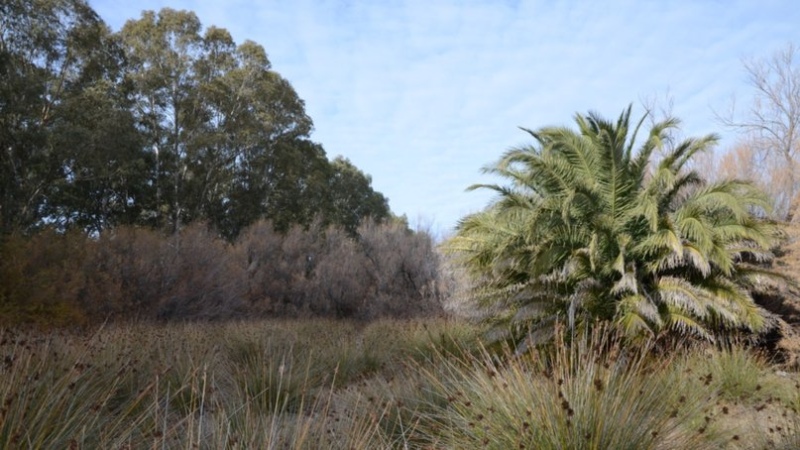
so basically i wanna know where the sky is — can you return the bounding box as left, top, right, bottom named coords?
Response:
left=89, top=0, right=800, bottom=235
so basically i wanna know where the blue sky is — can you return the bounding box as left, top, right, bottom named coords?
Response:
left=90, top=0, right=799, bottom=234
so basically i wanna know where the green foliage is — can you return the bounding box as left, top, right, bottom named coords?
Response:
left=115, top=8, right=390, bottom=238
left=0, top=0, right=141, bottom=234
left=1, top=3, right=390, bottom=238
left=325, top=157, right=391, bottom=235
left=446, top=106, right=785, bottom=343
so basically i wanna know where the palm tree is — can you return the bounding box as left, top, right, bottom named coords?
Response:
left=446, top=106, right=784, bottom=344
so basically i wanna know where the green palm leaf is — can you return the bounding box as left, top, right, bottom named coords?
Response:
left=444, top=105, right=784, bottom=345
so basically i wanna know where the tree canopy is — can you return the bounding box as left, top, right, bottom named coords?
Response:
left=446, top=106, right=785, bottom=345
left=0, top=1, right=390, bottom=237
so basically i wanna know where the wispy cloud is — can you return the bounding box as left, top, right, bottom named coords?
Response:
left=92, top=0, right=800, bottom=233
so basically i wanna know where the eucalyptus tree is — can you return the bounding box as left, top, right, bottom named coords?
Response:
left=325, top=157, right=391, bottom=236
left=0, top=0, right=145, bottom=233
left=191, top=34, right=316, bottom=236
left=447, top=107, right=784, bottom=344
left=119, top=8, right=203, bottom=232
left=1, top=4, right=391, bottom=237
left=0, top=0, right=57, bottom=232
left=119, top=9, right=317, bottom=236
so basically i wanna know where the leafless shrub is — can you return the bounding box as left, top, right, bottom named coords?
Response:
left=87, top=224, right=246, bottom=320
left=234, top=220, right=319, bottom=316
left=2, top=218, right=447, bottom=325
left=153, top=223, right=247, bottom=320
left=353, top=221, right=443, bottom=319
left=237, top=219, right=444, bottom=320
left=306, top=226, right=372, bottom=317
left=89, top=226, right=165, bottom=317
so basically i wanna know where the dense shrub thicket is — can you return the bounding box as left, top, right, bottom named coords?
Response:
left=0, top=221, right=445, bottom=326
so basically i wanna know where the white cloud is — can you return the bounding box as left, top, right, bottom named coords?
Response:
left=91, top=0, right=800, bottom=233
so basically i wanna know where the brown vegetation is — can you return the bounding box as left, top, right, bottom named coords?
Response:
left=0, top=220, right=445, bottom=327
left=755, top=223, right=800, bottom=367
left=2, top=320, right=798, bottom=449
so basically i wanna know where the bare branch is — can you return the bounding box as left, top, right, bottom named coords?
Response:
left=718, top=43, right=800, bottom=220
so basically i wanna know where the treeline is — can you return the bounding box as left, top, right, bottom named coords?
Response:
left=0, top=1, right=389, bottom=238
left=0, top=220, right=445, bottom=327
left=0, top=1, right=449, bottom=325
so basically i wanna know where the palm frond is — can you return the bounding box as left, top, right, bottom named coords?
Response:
left=664, top=307, right=713, bottom=340
left=448, top=106, right=783, bottom=346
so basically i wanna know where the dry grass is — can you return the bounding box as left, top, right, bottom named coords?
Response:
left=1, top=319, right=799, bottom=449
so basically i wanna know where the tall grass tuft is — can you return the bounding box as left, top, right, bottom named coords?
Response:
left=408, top=325, right=724, bottom=449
